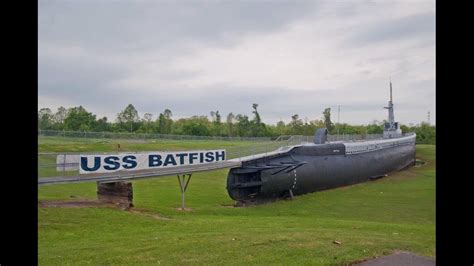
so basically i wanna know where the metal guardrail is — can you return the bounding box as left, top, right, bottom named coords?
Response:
left=38, top=160, right=242, bottom=185
left=327, top=133, right=384, bottom=142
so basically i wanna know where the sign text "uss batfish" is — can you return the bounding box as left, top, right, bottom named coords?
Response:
left=79, top=150, right=226, bottom=174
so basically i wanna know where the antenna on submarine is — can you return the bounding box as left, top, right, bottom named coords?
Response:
left=389, top=77, right=392, bottom=99
left=384, top=78, right=395, bottom=125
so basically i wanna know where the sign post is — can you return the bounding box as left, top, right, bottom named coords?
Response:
left=177, top=174, right=192, bottom=210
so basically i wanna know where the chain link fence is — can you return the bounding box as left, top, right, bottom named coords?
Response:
left=38, top=130, right=271, bottom=142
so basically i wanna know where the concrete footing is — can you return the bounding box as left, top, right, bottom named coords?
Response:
left=97, top=181, right=133, bottom=210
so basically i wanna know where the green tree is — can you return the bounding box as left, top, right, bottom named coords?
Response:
left=158, top=114, right=165, bottom=134
left=236, top=114, right=251, bottom=137
left=226, top=112, right=235, bottom=137
left=178, top=116, right=211, bottom=136
left=136, top=113, right=153, bottom=133
left=400, top=124, right=409, bottom=133
left=276, top=120, right=286, bottom=136
left=210, top=110, right=222, bottom=136
left=252, top=104, right=261, bottom=124
left=117, top=104, right=140, bottom=132
left=289, top=114, right=303, bottom=135
left=95, top=117, right=109, bottom=132
left=64, top=106, right=97, bottom=131
left=250, top=103, right=266, bottom=137
left=413, top=122, right=436, bottom=144
left=164, top=109, right=172, bottom=119
left=323, top=108, right=334, bottom=132
left=38, top=108, right=53, bottom=130
left=51, top=106, right=68, bottom=130
left=367, top=121, right=383, bottom=134
left=157, top=109, right=173, bottom=134
left=210, top=110, right=221, bottom=124
left=301, top=119, right=324, bottom=136
left=143, top=113, right=153, bottom=123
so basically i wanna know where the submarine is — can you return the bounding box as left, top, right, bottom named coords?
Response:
left=226, top=81, right=416, bottom=204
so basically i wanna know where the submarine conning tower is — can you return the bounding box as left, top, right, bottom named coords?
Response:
left=383, top=79, right=402, bottom=139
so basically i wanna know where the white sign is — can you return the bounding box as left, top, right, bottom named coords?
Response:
left=79, top=150, right=226, bottom=174
left=56, top=154, right=79, bottom=171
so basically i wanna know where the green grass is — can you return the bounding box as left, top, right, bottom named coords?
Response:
left=39, top=136, right=267, bottom=153
left=38, top=139, right=435, bottom=265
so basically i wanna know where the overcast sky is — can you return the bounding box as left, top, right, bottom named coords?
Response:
left=38, top=0, right=435, bottom=126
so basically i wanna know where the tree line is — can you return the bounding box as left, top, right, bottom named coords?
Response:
left=38, top=104, right=436, bottom=144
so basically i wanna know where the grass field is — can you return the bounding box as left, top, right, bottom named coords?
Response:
left=38, top=136, right=267, bottom=153
left=38, top=137, right=435, bottom=265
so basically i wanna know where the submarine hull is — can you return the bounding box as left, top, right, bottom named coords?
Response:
left=226, top=139, right=416, bottom=203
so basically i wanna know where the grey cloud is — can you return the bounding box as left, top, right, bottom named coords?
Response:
left=39, top=1, right=318, bottom=54
left=38, top=0, right=435, bottom=126
left=39, top=56, right=125, bottom=95
left=39, top=0, right=320, bottom=115
left=345, top=11, right=435, bottom=47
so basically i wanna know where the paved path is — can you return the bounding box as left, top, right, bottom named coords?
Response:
left=355, top=251, right=435, bottom=266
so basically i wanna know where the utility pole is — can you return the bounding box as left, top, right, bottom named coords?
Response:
left=427, top=111, right=430, bottom=125
left=279, top=117, right=283, bottom=136
left=333, top=105, right=341, bottom=139
left=337, top=105, right=340, bottom=138
left=337, top=105, right=341, bottom=127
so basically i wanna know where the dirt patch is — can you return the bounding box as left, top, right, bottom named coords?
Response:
left=39, top=199, right=114, bottom=208
left=128, top=208, right=173, bottom=220
left=415, top=159, right=427, bottom=167
left=389, top=168, right=434, bottom=180
left=175, top=207, right=193, bottom=211
left=220, top=203, right=236, bottom=208
left=39, top=200, right=174, bottom=220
